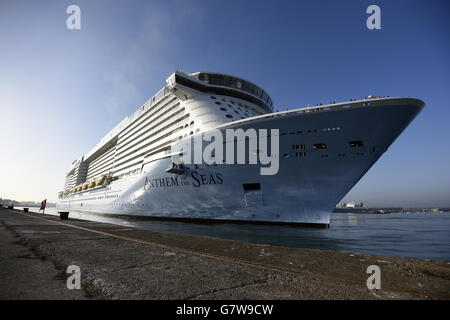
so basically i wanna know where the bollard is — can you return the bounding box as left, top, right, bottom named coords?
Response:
left=59, top=212, right=69, bottom=220
left=23, top=208, right=29, bottom=212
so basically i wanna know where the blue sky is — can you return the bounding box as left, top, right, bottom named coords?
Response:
left=0, top=0, right=449, bottom=206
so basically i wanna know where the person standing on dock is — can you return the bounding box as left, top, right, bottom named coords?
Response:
left=39, top=199, right=46, bottom=214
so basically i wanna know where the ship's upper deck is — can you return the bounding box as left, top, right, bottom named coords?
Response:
left=169, top=71, right=273, bottom=113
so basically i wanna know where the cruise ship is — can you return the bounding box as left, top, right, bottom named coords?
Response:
left=56, top=70, right=424, bottom=227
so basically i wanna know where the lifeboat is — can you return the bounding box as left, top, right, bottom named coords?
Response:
left=82, top=183, right=89, bottom=190
left=95, top=175, right=106, bottom=186
left=89, top=181, right=97, bottom=188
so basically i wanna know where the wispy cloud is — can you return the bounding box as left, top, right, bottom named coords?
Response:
left=100, top=1, right=205, bottom=130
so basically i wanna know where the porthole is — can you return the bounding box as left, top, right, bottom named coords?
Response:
left=313, top=143, right=327, bottom=149
left=349, top=140, right=363, bottom=147
left=215, top=101, right=221, bottom=105
left=220, top=107, right=227, bottom=111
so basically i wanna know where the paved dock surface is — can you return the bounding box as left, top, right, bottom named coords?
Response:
left=1, top=208, right=449, bottom=300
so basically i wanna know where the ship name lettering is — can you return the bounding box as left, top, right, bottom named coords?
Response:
left=191, top=171, right=223, bottom=188
left=144, top=172, right=223, bottom=189
left=144, top=176, right=180, bottom=190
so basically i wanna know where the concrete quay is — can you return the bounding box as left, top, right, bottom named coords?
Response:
left=0, top=207, right=449, bottom=300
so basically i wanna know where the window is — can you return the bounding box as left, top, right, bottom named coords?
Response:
left=243, top=183, right=261, bottom=191
left=349, top=140, right=363, bottom=147
left=292, top=144, right=305, bottom=150
left=210, top=96, right=217, bottom=99
left=225, top=114, right=233, bottom=118
left=313, top=143, right=327, bottom=149
left=220, top=107, right=227, bottom=111
left=215, top=101, right=221, bottom=105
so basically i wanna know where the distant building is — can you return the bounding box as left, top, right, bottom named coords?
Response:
left=337, top=201, right=367, bottom=209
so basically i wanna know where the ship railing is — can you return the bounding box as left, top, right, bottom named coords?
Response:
left=129, top=86, right=170, bottom=123
left=211, top=97, right=405, bottom=131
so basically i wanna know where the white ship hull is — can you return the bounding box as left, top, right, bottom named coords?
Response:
left=57, top=97, right=423, bottom=227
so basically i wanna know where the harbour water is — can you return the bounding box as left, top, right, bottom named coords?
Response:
left=17, top=207, right=450, bottom=261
